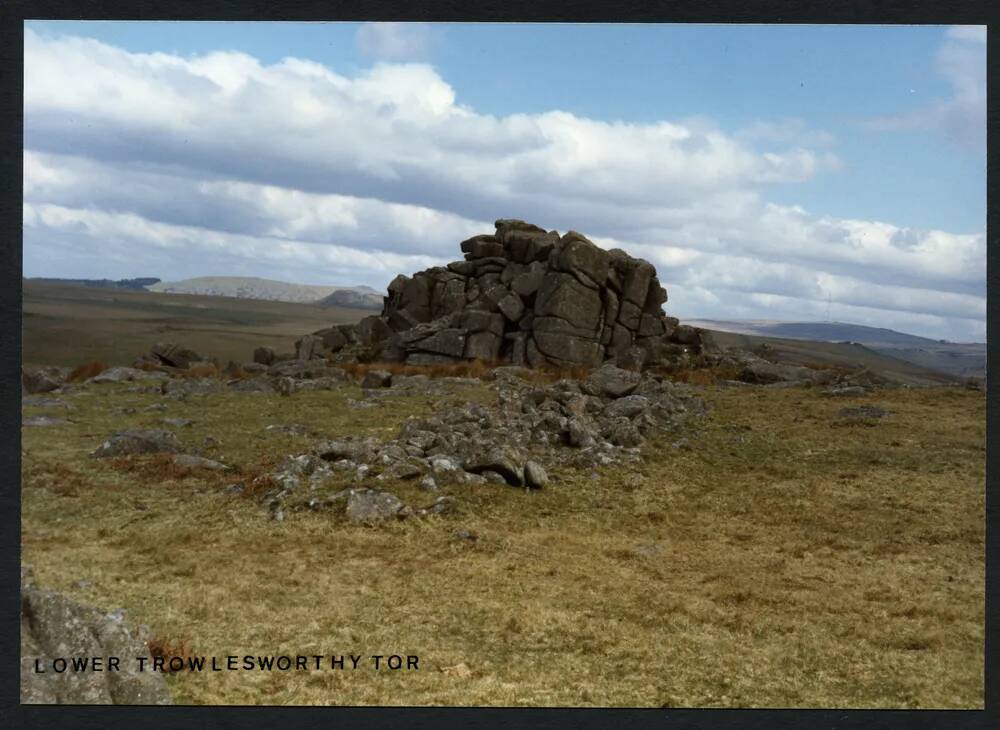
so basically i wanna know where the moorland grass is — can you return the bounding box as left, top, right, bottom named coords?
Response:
left=20, top=378, right=984, bottom=707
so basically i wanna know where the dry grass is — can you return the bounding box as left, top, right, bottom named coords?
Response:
left=66, top=361, right=107, bottom=382
left=147, top=635, right=200, bottom=673
left=20, top=378, right=985, bottom=708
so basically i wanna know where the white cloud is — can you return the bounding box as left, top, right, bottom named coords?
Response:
left=737, top=118, right=836, bottom=148
left=355, top=22, right=436, bottom=61
left=946, top=25, right=986, bottom=44
left=21, top=29, right=986, bottom=342
left=866, top=25, right=986, bottom=150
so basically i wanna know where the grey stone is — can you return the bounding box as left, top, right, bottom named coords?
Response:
left=253, top=347, right=275, bottom=365
left=464, top=448, right=524, bottom=486
left=497, top=291, right=525, bottom=322
left=151, top=342, right=201, bottom=369
left=92, top=429, right=181, bottom=458
left=464, top=331, right=502, bottom=361
left=567, top=418, right=596, bottom=448
left=22, top=367, right=66, bottom=394
left=355, top=315, right=393, bottom=346
left=584, top=363, right=641, bottom=398
left=523, top=461, right=549, bottom=489
left=345, top=489, right=408, bottom=524
left=21, top=583, right=173, bottom=705
left=604, top=394, right=650, bottom=419
left=88, top=367, right=152, bottom=384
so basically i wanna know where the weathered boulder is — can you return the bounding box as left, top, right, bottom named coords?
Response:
left=21, top=577, right=173, bottom=704
left=89, top=367, right=160, bottom=384
left=584, top=363, right=641, bottom=399
left=523, top=461, right=549, bottom=489
left=345, top=489, right=408, bottom=524
left=92, top=429, right=181, bottom=458
left=253, top=346, right=275, bottom=366
left=151, top=342, right=201, bottom=369
left=463, top=448, right=524, bottom=486
left=295, top=334, right=324, bottom=361
left=313, top=327, right=348, bottom=353
left=22, top=366, right=66, bottom=394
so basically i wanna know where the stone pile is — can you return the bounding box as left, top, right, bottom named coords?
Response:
left=293, top=219, right=714, bottom=370
left=248, top=363, right=705, bottom=520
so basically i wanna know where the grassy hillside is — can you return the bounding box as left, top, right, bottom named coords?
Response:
left=21, top=281, right=371, bottom=369
left=705, top=329, right=961, bottom=386
left=21, top=377, right=985, bottom=707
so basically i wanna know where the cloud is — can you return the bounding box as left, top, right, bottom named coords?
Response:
left=736, top=118, right=837, bottom=148
left=21, top=29, right=986, bottom=342
left=946, top=25, right=986, bottom=44
left=355, top=22, right=436, bottom=61
left=865, top=25, right=986, bottom=151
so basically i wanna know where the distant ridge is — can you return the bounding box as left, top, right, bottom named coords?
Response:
left=687, top=319, right=985, bottom=379
left=28, top=277, right=160, bottom=291
left=146, top=276, right=375, bottom=304
left=318, top=288, right=383, bottom=310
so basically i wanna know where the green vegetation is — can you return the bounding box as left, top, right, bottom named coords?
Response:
left=21, top=376, right=985, bottom=707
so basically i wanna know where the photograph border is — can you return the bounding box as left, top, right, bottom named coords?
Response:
left=1, top=1, right=995, bottom=727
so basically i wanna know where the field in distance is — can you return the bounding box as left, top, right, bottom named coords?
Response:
left=21, top=280, right=372, bottom=369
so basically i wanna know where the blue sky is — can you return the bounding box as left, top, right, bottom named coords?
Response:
left=22, top=22, right=986, bottom=340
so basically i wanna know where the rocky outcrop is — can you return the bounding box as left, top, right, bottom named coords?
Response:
left=250, top=363, right=706, bottom=519
left=20, top=567, right=173, bottom=705
left=292, top=220, right=713, bottom=370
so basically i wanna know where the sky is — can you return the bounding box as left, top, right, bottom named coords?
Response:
left=22, top=22, right=987, bottom=342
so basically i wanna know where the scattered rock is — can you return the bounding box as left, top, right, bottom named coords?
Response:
left=345, top=489, right=408, bottom=524
left=151, top=342, right=201, bottom=369
left=264, top=424, right=315, bottom=437
left=253, top=346, right=275, bottom=366
left=161, top=418, right=193, bottom=428
left=821, top=385, right=868, bottom=397
left=418, top=495, right=457, bottom=516
left=361, top=369, right=393, bottom=389
left=22, top=366, right=67, bottom=394
left=92, top=429, right=181, bottom=458
left=89, top=367, right=159, bottom=384
left=227, top=377, right=275, bottom=393
left=584, top=364, right=641, bottom=398
left=463, top=448, right=524, bottom=486
left=523, top=461, right=549, bottom=489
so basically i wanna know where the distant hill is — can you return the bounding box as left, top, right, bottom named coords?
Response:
left=146, top=277, right=374, bottom=304
left=28, top=277, right=161, bottom=291
left=318, top=288, right=383, bottom=310
left=688, top=319, right=985, bottom=380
